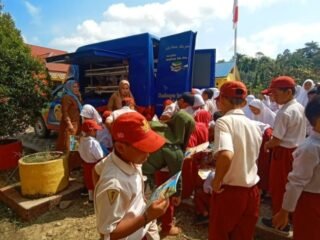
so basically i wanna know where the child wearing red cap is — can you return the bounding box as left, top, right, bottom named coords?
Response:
left=78, top=120, right=104, bottom=202
left=94, top=112, right=169, bottom=240
left=209, top=81, right=262, bottom=240
left=263, top=76, right=307, bottom=234
left=272, top=95, right=320, bottom=240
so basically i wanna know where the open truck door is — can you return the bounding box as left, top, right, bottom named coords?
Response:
left=47, top=49, right=129, bottom=113
left=192, top=49, right=216, bottom=89
left=155, top=31, right=197, bottom=115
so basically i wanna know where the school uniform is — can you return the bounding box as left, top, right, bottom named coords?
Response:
left=282, top=130, right=320, bottom=240
left=257, top=127, right=273, bottom=192
left=95, top=152, right=159, bottom=240
left=209, top=109, right=262, bottom=240
left=193, top=152, right=212, bottom=216
left=78, top=136, right=104, bottom=191
left=269, top=99, right=306, bottom=214
left=183, top=122, right=209, bottom=199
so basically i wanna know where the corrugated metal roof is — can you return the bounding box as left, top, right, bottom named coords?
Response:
left=215, top=61, right=235, bottom=77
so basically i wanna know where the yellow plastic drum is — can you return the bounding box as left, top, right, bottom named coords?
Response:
left=19, top=151, right=69, bottom=198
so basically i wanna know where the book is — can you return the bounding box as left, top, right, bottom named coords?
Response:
left=146, top=171, right=181, bottom=208
left=69, top=135, right=80, bottom=151
left=184, top=141, right=210, bottom=158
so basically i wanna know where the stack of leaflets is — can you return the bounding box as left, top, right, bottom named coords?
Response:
left=146, top=171, right=181, bottom=208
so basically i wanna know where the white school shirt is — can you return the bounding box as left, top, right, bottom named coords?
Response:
left=106, top=106, right=136, bottom=124
left=161, top=101, right=179, bottom=119
left=272, top=99, right=306, bottom=148
left=282, top=130, right=320, bottom=212
left=94, top=152, right=158, bottom=240
left=213, top=109, right=262, bottom=187
left=78, top=136, right=104, bottom=163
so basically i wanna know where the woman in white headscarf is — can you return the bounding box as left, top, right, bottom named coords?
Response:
left=249, top=99, right=276, bottom=128
left=296, top=79, right=315, bottom=107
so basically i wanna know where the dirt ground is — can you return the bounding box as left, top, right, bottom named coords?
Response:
left=0, top=196, right=208, bottom=240
left=0, top=182, right=269, bottom=240
left=0, top=168, right=210, bottom=240
left=0, top=147, right=268, bottom=240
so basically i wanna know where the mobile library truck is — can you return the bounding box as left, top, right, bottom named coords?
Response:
left=46, top=31, right=215, bottom=120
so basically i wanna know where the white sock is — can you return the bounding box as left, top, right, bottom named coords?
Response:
left=88, top=190, right=93, bottom=201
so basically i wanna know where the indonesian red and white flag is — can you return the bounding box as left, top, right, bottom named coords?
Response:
left=233, top=0, right=239, bottom=29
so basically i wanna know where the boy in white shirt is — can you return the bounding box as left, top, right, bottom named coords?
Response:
left=263, top=76, right=307, bottom=234
left=209, top=81, right=262, bottom=240
left=273, top=95, right=320, bottom=240
left=78, top=119, right=104, bottom=202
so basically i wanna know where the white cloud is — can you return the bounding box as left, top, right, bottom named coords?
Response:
left=49, top=0, right=307, bottom=56
left=24, top=1, right=41, bottom=24
left=49, top=0, right=235, bottom=51
left=237, top=22, right=320, bottom=58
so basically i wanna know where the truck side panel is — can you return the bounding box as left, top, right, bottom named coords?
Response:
left=155, top=31, right=197, bottom=115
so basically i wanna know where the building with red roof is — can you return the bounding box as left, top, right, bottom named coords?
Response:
left=27, top=44, right=70, bottom=85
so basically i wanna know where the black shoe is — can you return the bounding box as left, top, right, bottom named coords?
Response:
left=80, top=189, right=89, bottom=197
left=261, top=217, right=291, bottom=236
left=195, top=215, right=209, bottom=225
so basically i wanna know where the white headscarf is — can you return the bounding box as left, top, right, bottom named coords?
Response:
left=249, top=99, right=276, bottom=127
left=80, top=104, right=102, bottom=124
left=193, top=94, right=205, bottom=108
left=209, top=88, right=220, bottom=112
left=192, top=88, right=202, bottom=95
left=242, top=95, right=255, bottom=119
left=209, top=88, right=220, bottom=99
left=296, top=79, right=315, bottom=107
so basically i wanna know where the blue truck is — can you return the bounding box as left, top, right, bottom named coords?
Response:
left=39, top=31, right=215, bottom=136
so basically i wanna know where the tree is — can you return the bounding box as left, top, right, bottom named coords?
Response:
left=0, top=4, right=51, bottom=138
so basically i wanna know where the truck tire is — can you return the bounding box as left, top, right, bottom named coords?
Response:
left=34, top=116, right=51, bottom=138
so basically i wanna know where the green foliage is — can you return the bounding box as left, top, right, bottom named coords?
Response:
left=236, top=42, right=320, bottom=96
left=0, top=7, right=51, bottom=138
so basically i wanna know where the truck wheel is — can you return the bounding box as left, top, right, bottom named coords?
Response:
left=34, top=116, right=51, bottom=138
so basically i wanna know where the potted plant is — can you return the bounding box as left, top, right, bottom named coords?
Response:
left=0, top=4, right=51, bottom=171
left=19, top=151, right=69, bottom=198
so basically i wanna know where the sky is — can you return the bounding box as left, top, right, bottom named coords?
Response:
left=2, top=0, right=320, bottom=61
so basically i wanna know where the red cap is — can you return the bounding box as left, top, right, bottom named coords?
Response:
left=262, top=76, right=296, bottom=94
left=270, top=76, right=296, bottom=89
left=111, top=112, right=166, bottom=153
left=102, top=110, right=112, bottom=119
left=215, top=81, right=247, bottom=100
left=261, top=88, right=271, bottom=95
left=163, top=99, right=173, bottom=108
left=82, top=120, right=103, bottom=133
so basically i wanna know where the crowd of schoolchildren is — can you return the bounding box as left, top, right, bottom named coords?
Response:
left=56, top=76, right=320, bottom=240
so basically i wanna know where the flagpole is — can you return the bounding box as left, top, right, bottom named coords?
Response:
left=233, top=0, right=238, bottom=81
left=234, top=24, right=237, bottom=80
